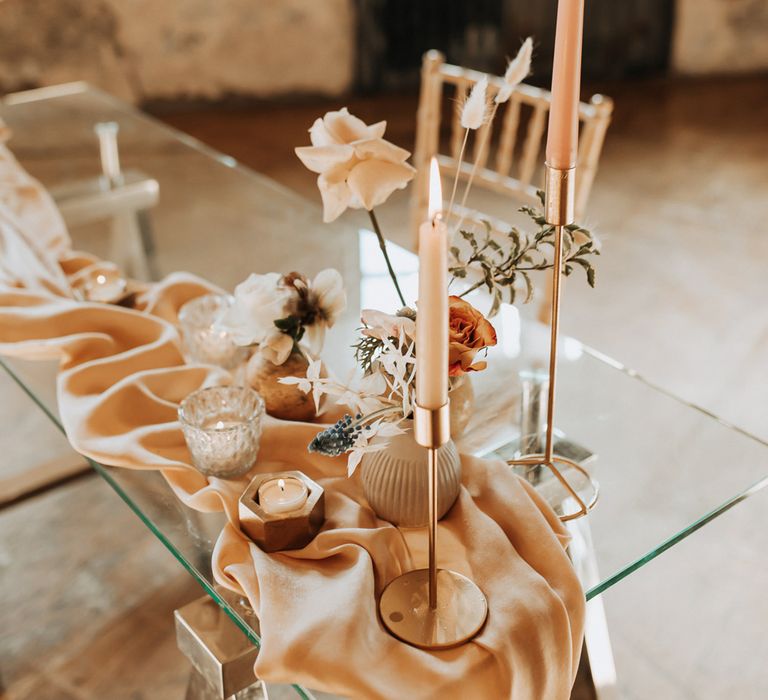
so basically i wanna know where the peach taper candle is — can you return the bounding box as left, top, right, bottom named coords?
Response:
left=416, top=158, right=449, bottom=410
left=546, top=0, right=585, bottom=170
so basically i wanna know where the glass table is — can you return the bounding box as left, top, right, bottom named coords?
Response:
left=2, top=83, right=767, bottom=698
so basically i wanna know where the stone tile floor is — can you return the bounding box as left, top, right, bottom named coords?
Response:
left=2, top=75, right=767, bottom=698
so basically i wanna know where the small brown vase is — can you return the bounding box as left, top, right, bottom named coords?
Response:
left=449, top=375, right=475, bottom=437
left=246, top=349, right=316, bottom=422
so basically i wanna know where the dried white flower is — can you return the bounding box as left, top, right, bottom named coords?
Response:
left=495, top=37, right=533, bottom=104
left=279, top=358, right=324, bottom=412
left=460, top=76, right=489, bottom=130
left=346, top=419, right=406, bottom=476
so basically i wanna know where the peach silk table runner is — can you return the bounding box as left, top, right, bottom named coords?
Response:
left=0, top=138, right=585, bottom=700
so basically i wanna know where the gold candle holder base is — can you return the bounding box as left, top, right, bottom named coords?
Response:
left=378, top=403, right=488, bottom=650
left=379, top=568, right=488, bottom=650
left=512, top=164, right=598, bottom=522
left=508, top=454, right=599, bottom=521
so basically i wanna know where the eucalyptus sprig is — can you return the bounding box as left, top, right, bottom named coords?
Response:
left=449, top=190, right=599, bottom=316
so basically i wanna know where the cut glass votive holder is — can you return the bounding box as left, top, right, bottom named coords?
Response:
left=179, top=386, right=265, bottom=479
left=179, top=294, right=249, bottom=370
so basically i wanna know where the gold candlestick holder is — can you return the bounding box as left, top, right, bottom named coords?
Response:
left=379, top=402, right=488, bottom=649
left=507, top=164, right=599, bottom=521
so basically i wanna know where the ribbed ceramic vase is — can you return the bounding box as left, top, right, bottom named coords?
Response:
left=359, top=420, right=461, bottom=527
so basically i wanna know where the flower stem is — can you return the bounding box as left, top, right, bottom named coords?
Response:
left=355, top=405, right=403, bottom=427
left=446, top=129, right=469, bottom=222
left=454, top=103, right=499, bottom=233
left=367, top=209, right=407, bottom=308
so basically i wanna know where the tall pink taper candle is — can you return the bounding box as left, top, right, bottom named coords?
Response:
left=546, top=0, right=585, bottom=170
left=416, top=158, right=449, bottom=410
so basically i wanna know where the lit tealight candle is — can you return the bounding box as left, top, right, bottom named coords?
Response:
left=258, top=477, right=309, bottom=515
left=74, top=266, right=127, bottom=303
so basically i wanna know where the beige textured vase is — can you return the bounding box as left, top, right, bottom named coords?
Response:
left=245, top=350, right=316, bottom=422
left=449, top=375, right=475, bottom=437
left=359, top=420, right=461, bottom=527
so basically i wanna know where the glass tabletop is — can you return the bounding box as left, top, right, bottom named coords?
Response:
left=2, top=83, right=767, bottom=693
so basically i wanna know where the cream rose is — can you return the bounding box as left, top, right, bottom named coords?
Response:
left=295, top=108, right=416, bottom=223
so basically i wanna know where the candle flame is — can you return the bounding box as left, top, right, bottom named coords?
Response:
left=96, top=274, right=106, bottom=284
left=428, top=156, right=442, bottom=221
left=278, top=478, right=285, bottom=492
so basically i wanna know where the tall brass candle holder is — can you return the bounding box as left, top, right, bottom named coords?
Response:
left=507, top=165, right=599, bottom=521
left=379, top=403, right=488, bottom=650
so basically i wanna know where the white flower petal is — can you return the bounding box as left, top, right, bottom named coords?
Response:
left=317, top=173, right=352, bottom=223
left=219, top=272, right=292, bottom=345
left=324, top=108, right=387, bottom=144
left=312, top=268, right=346, bottom=325
left=295, top=144, right=354, bottom=174
left=360, top=309, right=415, bottom=340
left=359, top=371, right=387, bottom=396
left=375, top=421, right=406, bottom=438
left=347, top=449, right=365, bottom=476
left=260, top=331, right=294, bottom=365
left=278, top=376, right=302, bottom=386
left=352, top=138, right=412, bottom=165
left=303, top=323, right=326, bottom=356
left=346, top=159, right=416, bottom=211
left=309, top=117, right=335, bottom=146
left=307, top=358, right=323, bottom=382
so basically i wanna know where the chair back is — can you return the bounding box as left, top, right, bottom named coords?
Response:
left=410, top=50, right=613, bottom=238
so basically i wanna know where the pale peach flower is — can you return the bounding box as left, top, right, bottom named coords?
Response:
left=360, top=308, right=416, bottom=341
left=295, top=108, right=416, bottom=222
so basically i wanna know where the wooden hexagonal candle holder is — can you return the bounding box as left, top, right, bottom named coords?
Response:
left=238, top=471, right=325, bottom=552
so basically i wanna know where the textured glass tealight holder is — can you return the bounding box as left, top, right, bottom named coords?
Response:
left=179, top=294, right=249, bottom=370
left=179, top=386, right=265, bottom=479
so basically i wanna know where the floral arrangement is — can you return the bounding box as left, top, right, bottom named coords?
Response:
left=273, top=39, right=600, bottom=473
left=219, top=269, right=346, bottom=365
left=281, top=296, right=496, bottom=474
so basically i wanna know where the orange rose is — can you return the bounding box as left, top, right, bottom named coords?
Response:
left=447, top=296, right=497, bottom=376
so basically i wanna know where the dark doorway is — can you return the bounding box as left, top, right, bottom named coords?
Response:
left=356, top=0, right=675, bottom=91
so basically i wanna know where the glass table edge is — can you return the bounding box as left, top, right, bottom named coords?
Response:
left=0, top=356, right=316, bottom=698
left=580, top=343, right=767, bottom=448
left=4, top=352, right=768, bottom=608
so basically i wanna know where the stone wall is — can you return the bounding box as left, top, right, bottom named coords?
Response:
left=672, top=0, right=768, bottom=74
left=0, top=0, right=356, bottom=102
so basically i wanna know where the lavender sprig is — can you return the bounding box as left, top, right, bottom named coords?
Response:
left=309, top=414, right=368, bottom=456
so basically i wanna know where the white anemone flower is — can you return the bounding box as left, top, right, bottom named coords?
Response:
left=218, top=272, right=293, bottom=346
left=301, top=268, right=346, bottom=355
